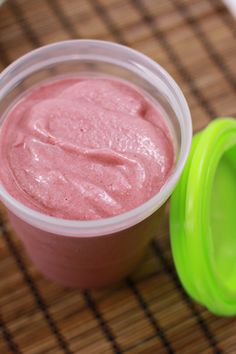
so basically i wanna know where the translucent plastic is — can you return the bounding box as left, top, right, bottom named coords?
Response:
left=0, top=40, right=192, bottom=287
left=170, top=118, right=236, bottom=316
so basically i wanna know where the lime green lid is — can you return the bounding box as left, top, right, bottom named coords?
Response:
left=170, top=118, right=236, bottom=316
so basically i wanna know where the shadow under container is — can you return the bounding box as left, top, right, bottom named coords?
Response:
left=0, top=40, right=192, bottom=288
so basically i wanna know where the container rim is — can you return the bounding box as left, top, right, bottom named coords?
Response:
left=0, top=39, right=192, bottom=236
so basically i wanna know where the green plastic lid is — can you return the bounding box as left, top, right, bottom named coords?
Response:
left=170, top=118, right=236, bottom=316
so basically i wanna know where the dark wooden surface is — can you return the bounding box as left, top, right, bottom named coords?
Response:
left=0, top=0, right=236, bottom=353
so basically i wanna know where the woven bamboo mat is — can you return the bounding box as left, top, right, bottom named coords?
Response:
left=0, top=0, right=236, bottom=353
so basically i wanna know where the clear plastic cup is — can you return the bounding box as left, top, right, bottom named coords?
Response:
left=0, top=40, right=192, bottom=288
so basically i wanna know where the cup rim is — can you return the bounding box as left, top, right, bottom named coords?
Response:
left=0, top=39, right=192, bottom=236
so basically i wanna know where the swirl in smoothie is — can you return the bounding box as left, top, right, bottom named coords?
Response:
left=0, top=77, right=174, bottom=220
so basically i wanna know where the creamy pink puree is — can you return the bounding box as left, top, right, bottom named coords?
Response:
left=0, top=77, right=174, bottom=220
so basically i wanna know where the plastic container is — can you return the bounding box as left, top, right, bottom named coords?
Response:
left=171, top=118, right=236, bottom=316
left=0, top=40, right=192, bottom=288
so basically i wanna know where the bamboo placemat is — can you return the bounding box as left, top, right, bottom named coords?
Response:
left=0, top=0, right=236, bottom=353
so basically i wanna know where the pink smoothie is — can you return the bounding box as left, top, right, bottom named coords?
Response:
left=0, top=77, right=174, bottom=220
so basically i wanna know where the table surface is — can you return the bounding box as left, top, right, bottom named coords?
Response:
left=0, top=0, right=236, bottom=353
